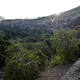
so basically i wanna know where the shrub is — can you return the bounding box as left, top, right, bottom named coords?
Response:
left=3, top=44, right=41, bottom=80
left=34, top=49, right=47, bottom=69
left=0, top=30, right=10, bottom=67
left=53, top=54, right=67, bottom=65
left=50, top=29, right=80, bottom=65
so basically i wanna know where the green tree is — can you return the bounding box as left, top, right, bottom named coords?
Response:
left=50, top=29, right=80, bottom=65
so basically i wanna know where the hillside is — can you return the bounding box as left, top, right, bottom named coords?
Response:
left=0, top=6, right=80, bottom=30
left=0, top=6, right=80, bottom=41
left=0, top=6, right=80, bottom=80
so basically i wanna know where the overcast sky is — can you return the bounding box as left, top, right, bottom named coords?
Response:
left=0, top=0, right=80, bottom=19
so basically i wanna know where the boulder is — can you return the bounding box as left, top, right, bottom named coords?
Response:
left=60, top=59, right=80, bottom=80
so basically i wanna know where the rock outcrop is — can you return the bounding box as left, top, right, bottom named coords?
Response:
left=60, top=59, right=80, bottom=80
left=36, top=64, right=72, bottom=80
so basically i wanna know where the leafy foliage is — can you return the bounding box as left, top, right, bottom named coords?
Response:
left=0, top=30, right=10, bottom=67
left=0, top=28, right=80, bottom=80
left=50, top=29, right=80, bottom=65
left=4, top=43, right=41, bottom=80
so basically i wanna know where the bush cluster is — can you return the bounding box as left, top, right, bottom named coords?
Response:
left=2, top=29, right=80, bottom=80
left=3, top=44, right=42, bottom=80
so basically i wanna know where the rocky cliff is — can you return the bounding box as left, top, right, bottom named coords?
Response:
left=0, top=6, right=80, bottom=32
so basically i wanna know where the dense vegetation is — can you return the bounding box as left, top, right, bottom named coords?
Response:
left=0, top=6, right=80, bottom=80
left=0, top=27, right=80, bottom=80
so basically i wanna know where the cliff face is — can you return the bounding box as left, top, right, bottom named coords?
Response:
left=0, top=6, right=80, bottom=40
left=0, top=6, right=80, bottom=32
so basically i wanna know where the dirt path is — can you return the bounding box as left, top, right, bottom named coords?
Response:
left=36, top=64, right=72, bottom=80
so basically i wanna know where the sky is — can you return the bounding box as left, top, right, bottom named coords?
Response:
left=0, top=0, right=80, bottom=19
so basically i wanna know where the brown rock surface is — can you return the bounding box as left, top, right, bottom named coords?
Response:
left=60, top=59, right=80, bottom=80
left=36, top=64, right=72, bottom=80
